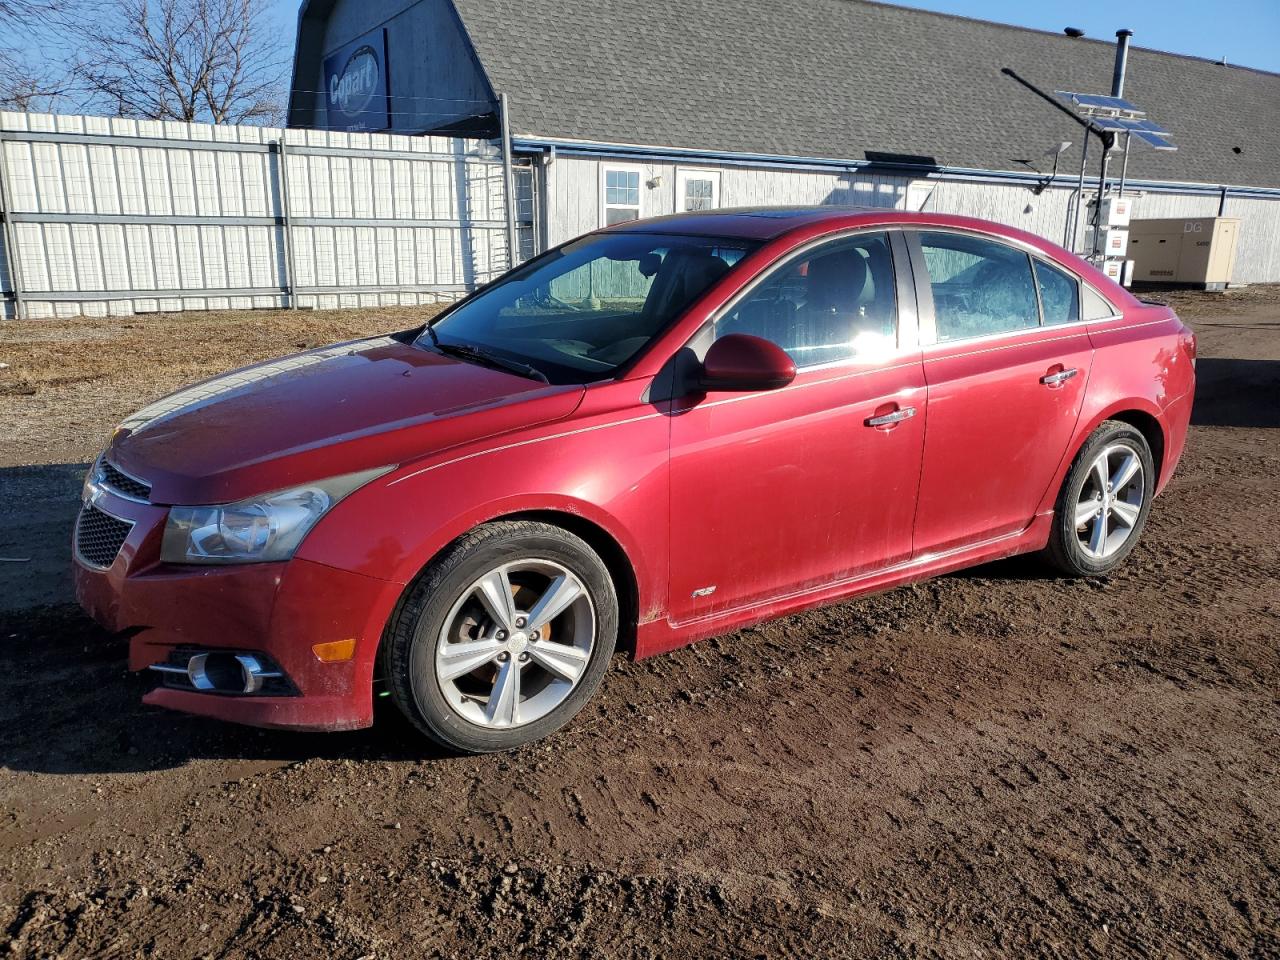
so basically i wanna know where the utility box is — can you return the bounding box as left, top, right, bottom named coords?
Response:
left=1126, top=217, right=1241, bottom=289
left=1085, top=227, right=1131, bottom=259
left=1101, top=260, right=1136, bottom=286
left=1100, top=196, right=1134, bottom=227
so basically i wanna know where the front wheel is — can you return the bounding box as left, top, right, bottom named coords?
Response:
left=385, top=520, right=617, bottom=753
left=1043, top=420, right=1155, bottom=577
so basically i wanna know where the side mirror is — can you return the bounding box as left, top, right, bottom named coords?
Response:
left=699, top=334, right=797, bottom=392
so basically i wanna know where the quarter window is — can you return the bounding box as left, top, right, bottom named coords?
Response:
left=1082, top=285, right=1119, bottom=320
left=919, top=232, right=1039, bottom=341
left=716, top=232, right=898, bottom=367
left=1033, top=260, right=1081, bottom=325
left=602, top=167, right=642, bottom=225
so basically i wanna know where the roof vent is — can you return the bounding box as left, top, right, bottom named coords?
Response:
left=1064, top=27, right=1085, bottom=38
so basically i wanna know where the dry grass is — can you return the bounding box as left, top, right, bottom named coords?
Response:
left=0, top=305, right=442, bottom=466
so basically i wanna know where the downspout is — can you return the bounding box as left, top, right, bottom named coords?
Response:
left=499, top=93, right=520, bottom=269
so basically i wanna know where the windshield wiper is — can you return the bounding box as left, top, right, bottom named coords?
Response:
left=424, top=326, right=549, bottom=383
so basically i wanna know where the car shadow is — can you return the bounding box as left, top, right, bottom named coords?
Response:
left=946, top=554, right=1052, bottom=583
left=1191, top=357, right=1280, bottom=428
left=0, top=604, right=456, bottom=776
left=0, top=462, right=89, bottom=613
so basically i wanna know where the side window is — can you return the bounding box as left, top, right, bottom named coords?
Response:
left=1082, top=285, right=1119, bottom=320
left=919, top=232, right=1039, bottom=341
left=1033, top=260, right=1081, bottom=325
left=716, top=232, right=897, bottom=367
left=601, top=166, right=642, bottom=225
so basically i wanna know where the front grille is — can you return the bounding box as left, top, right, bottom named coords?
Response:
left=76, top=504, right=133, bottom=568
left=101, top=460, right=151, bottom=501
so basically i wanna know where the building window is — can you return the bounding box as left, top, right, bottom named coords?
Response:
left=601, top=166, right=642, bottom=225
left=676, top=169, right=721, bottom=212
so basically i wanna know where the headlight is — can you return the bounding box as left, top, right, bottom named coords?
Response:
left=161, top=467, right=390, bottom=565
left=82, top=456, right=104, bottom=505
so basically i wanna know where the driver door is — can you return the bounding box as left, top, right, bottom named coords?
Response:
left=666, top=230, right=927, bottom=625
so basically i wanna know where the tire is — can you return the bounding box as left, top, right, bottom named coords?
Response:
left=1043, top=420, right=1155, bottom=577
left=385, top=520, right=618, bottom=753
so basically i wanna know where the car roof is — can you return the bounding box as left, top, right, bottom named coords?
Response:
left=605, top=206, right=883, bottom=241
left=604, top=205, right=1043, bottom=243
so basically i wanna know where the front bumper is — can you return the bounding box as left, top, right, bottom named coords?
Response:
left=74, top=489, right=404, bottom=732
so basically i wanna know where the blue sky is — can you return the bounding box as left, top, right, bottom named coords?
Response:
left=884, top=0, right=1280, bottom=72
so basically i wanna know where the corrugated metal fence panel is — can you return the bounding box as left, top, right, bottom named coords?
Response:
left=0, top=112, right=515, bottom=318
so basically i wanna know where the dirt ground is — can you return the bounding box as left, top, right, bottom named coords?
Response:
left=0, top=289, right=1277, bottom=958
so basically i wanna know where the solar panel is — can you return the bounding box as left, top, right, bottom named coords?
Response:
left=1089, top=116, right=1130, bottom=132
left=1055, top=90, right=1176, bottom=150
left=1127, top=118, right=1171, bottom=135
left=1113, top=117, right=1177, bottom=149
left=1056, top=91, right=1144, bottom=115
left=1129, top=129, right=1178, bottom=151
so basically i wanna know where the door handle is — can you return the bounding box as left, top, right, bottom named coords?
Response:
left=1040, top=367, right=1079, bottom=387
left=865, top=406, right=917, bottom=427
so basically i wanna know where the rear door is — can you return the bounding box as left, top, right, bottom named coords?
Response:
left=666, top=230, right=927, bottom=624
left=907, top=230, right=1094, bottom=556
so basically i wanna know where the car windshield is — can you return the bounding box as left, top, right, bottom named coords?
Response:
left=416, top=232, right=758, bottom=384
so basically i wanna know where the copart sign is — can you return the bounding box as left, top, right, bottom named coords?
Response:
left=323, top=28, right=390, bottom=131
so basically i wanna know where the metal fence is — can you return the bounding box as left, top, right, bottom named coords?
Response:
left=0, top=112, right=524, bottom=319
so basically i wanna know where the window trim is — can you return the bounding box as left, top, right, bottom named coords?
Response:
left=693, top=226, right=918, bottom=372
left=675, top=168, right=722, bottom=213
left=904, top=227, right=1124, bottom=349
left=599, top=163, right=645, bottom=227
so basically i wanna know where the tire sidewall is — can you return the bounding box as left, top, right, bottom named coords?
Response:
left=391, top=524, right=617, bottom=753
left=1054, top=422, right=1156, bottom=575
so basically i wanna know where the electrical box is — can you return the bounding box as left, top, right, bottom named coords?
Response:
left=1102, top=260, right=1136, bottom=286
left=1126, top=217, right=1240, bottom=289
left=1100, top=196, right=1134, bottom=227
left=1103, top=228, right=1129, bottom=258
left=1089, top=227, right=1130, bottom=259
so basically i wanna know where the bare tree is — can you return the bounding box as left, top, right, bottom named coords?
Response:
left=0, top=0, right=71, bottom=111
left=0, top=50, right=70, bottom=111
left=70, top=0, right=288, bottom=124
left=0, top=0, right=64, bottom=29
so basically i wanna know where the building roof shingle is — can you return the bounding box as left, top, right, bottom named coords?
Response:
left=451, top=0, right=1280, bottom=189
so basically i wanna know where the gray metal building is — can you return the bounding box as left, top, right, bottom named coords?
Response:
left=289, top=0, right=1280, bottom=282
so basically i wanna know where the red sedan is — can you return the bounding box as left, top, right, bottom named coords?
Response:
left=74, top=207, right=1196, bottom=752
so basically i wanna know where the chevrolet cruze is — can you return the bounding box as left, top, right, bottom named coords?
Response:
left=75, top=207, right=1196, bottom=753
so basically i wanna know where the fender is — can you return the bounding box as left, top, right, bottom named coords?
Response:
left=295, top=377, right=671, bottom=645
left=1034, top=394, right=1169, bottom=518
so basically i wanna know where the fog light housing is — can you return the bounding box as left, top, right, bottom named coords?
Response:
left=149, top=649, right=296, bottom=696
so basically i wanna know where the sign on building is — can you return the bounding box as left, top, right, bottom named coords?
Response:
left=323, top=28, right=391, bottom=131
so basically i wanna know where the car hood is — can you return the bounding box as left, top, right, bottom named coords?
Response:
left=108, top=335, right=584, bottom=505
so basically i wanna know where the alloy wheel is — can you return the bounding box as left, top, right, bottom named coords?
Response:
left=435, top=559, right=596, bottom=729
left=1074, top=443, right=1145, bottom=560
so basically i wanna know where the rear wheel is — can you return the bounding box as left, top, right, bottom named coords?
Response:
left=1044, top=421, right=1155, bottom=576
left=385, top=521, right=617, bottom=753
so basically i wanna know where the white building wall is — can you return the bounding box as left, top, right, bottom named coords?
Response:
left=542, top=153, right=1280, bottom=284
